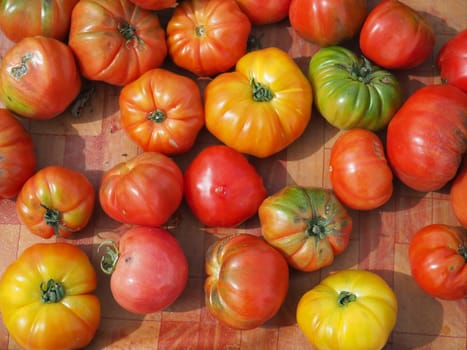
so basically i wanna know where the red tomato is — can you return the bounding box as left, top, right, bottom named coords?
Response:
left=16, top=166, right=95, bottom=238
left=166, top=0, right=251, bottom=76
left=129, top=0, right=176, bottom=10
left=235, top=0, right=291, bottom=25
left=288, top=0, right=367, bottom=46
left=386, top=85, right=467, bottom=192
left=0, top=36, right=81, bottom=119
left=359, top=0, right=435, bottom=69
left=205, top=233, right=289, bottom=329
left=99, top=226, right=188, bottom=314
left=119, top=68, right=204, bottom=155
left=450, top=157, right=467, bottom=229
left=68, top=0, right=167, bottom=86
left=99, top=152, right=184, bottom=226
left=184, top=145, right=267, bottom=228
left=0, top=109, right=36, bottom=199
left=437, top=29, right=467, bottom=93
left=408, top=224, right=466, bottom=300
left=329, top=129, right=393, bottom=210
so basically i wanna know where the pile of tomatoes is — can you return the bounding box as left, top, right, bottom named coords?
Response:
left=0, top=1, right=465, bottom=349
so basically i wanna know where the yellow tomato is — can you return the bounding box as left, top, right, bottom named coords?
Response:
left=296, top=269, right=398, bottom=350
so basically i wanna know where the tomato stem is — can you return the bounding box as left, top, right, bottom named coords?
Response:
left=337, top=290, right=357, bottom=306
left=40, top=279, right=65, bottom=303
left=459, top=244, right=467, bottom=262
left=195, top=25, right=206, bottom=37
left=148, top=109, right=166, bottom=123
left=98, top=240, right=120, bottom=274
left=9, top=53, right=32, bottom=79
left=41, top=204, right=68, bottom=237
left=250, top=78, right=274, bottom=102
left=117, top=20, right=143, bottom=48
left=336, top=56, right=375, bottom=84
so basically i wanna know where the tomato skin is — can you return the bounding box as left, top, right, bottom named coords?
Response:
left=437, top=29, right=467, bottom=93
left=119, top=68, right=204, bottom=155
left=289, top=0, right=367, bottom=46
left=359, top=0, right=435, bottom=69
left=408, top=224, right=466, bottom=300
left=308, top=46, right=402, bottom=131
left=0, top=109, right=36, bottom=199
left=451, top=158, right=467, bottom=228
left=68, top=0, right=167, bottom=86
left=166, top=0, right=251, bottom=77
left=296, top=269, right=397, bottom=350
left=0, top=242, right=101, bottom=350
left=386, top=84, right=467, bottom=192
left=258, top=186, right=352, bottom=272
left=129, top=0, right=176, bottom=10
left=0, top=36, right=81, bottom=119
left=184, top=145, right=267, bottom=228
left=16, top=166, right=95, bottom=238
left=99, top=152, right=184, bottom=226
left=100, top=226, right=188, bottom=314
left=329, top=129, right=393, bottom=210
left=204, top=47, right=312, bottom=158
left=205, top=233, right=289, bottom=330
left=235, top=0, right=291, bottom=25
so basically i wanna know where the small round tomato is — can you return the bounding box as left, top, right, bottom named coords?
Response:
left=258, top=186, right=352, bottom=272
left=119, top=68, right=204, bottom=155
left=16, top=166, right=95, bottom=238
left=128, top=0, right=176, bottom=10
left=205, top=233, right=289, bottom=330
left=289, top=0, right=367, bottom=46
left=235, top=0, right=291, bottom=25
left=0, top=36, right=81, bottom=119
left=359, top=0, right=435, bottom=69
left=0, top=242, right=101, bottom=350
left=329, top=129, right=393, bottom=210
left=166, top=0, right=251, bottom=76
left=99, top=226, right=188, bottom=314
left=0, top=108, right=36, bottom=199
left=437, top=29, right=467, bottom=93
left=450, top=157, right=467, bottom=228
left=184, top=145, right=267, bottom=228
left=408, top=224, right=466, bottom=300
left=296, top=269, right=398, bottom=350
left=99, top=152, right=184, bottom=226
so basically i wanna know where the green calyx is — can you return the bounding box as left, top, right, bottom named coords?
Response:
left=250, top=78, right=274, bottom=102
left=9, top=53, right=32, bottom=79
left=41, top=204, right=69, bottom=237
left=98, top=240, right=120, bottom=275
left=458, top=244, right=467, bottom=262
left=117, top=20, right=143, bottom=47
left=337, top=290, right=357, bottom=306
left=40, top=279, right=65, bottom=303
left=147, top=109, right=166, bottom=123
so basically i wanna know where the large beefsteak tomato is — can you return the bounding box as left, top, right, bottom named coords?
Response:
left=99, top=152, right=184, bottom=226
left=258, top=186, right=352, bottom=272
left=450, top=157, right=467, bottom=228
left=0, top=108, right=36, bottom=199
left=0, top=36, right=81, bottom=119
left=16, top=166, right=95, bottom=238
left=205, top=233, right=289, bottom=330
left=68, top=0, right=167, bottom=86
left=386, top=84, right=467, bottom=192
left=408, top=224, right=466, bottom=300
left=119, top=68, right=204, bottom=155
left=308, top=45, right=402, bottom=131
left=437, top=29, right=467, bottom=93
left=166, top=0, right=251, bottom=77
left=297, top=269, right=398, bottom=350
left=204, top=47, right=312, bottom=158
left=0, top=242, right=101, bottom=350
left=359, top=0, right=435, bottom=69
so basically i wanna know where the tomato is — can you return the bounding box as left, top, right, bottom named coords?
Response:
left=0, top=109, right=36, bottom=199
left=16, top=166, right=95, bottom=239
left=99, top=226, right=188, bottom=314
left=119, top=68, right=204, bottom=155
left=386, top=84, right=467, bottom=192
left=289, top=0, right=367, bottom=46
left=451, top=157, right=467, bottom=228
left=204, top=47, right=312, bottom=158
left=99, top=152, right=183, bottom=226
left=0, top=36, right=81, bottom=119
left=184, top=145, right=266, bottom=228
left=359, top=0, right=435, bottom=69
left=308, top=46, right=402, bottom=131
left=296, top=269, right=397, bottom=350
left=166, top=0, right=251, bottom=77
left=128, top=0, right=176, bottom=10
left=0, top=0, right=79, bottom=42
left=205, top=233, right=289, bottom=330
left=437, top=29, right=467, bottom=93
left=68, top=0, right=167, bottom=86
left=258, top=186, right=352, bottom=272
left=329, top=129, right=393, bottom=210
left=408, top=224, right=466, bottom=300
left=235, top=0, right=291, bottom=25
left=0, top=242, right=100, bottom=350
